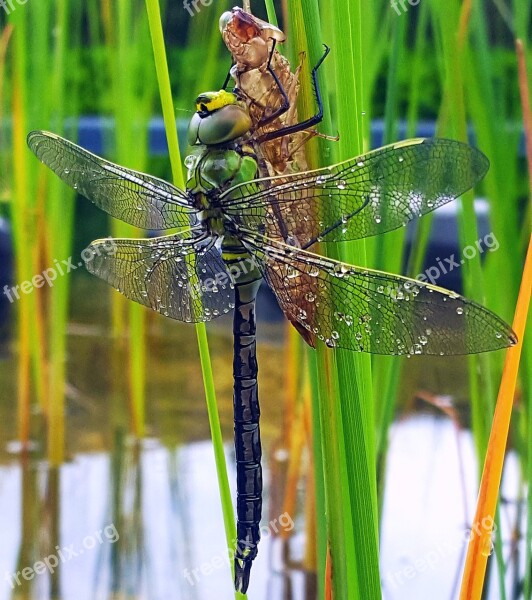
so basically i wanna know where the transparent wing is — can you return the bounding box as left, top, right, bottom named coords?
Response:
left=27, top=131, right=198, bottom=229
left=221, top=138, right=489, bottom=247
left=241, top=233, right=516, bottom=355
left=84, top=229, right=234, bottom=322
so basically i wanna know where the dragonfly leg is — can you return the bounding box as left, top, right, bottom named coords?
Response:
left=221, top=60, right=235, bottom=90
left=256, top=44, right=330, bottom=144
left=252, top=39, right=291, bottom=129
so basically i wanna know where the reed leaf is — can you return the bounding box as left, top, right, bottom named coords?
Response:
left=288, top=0, right=381, bottom=597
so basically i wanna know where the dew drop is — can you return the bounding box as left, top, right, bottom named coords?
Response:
left=481, top=538, right=494, bottom=557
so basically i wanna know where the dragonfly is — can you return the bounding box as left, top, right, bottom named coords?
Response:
left=28, top=91, right=516, bottom=593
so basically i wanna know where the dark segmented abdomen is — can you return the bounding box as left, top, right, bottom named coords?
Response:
left=232, top=276, right=262, bottom=594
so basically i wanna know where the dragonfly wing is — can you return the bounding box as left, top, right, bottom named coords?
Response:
left=27, top=131, right=198, bottom=230
left=241, top=234, right=516, bottom=355
left=84, top=229, right=234, bottom=323
left=221, top=138, right=489, bottom=247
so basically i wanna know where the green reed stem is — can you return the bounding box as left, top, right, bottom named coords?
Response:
left=46, top=0, right=74, bottom=466
left=373, top=8, right=407, bottom=477
left=9, top=6, right=32, bottom=442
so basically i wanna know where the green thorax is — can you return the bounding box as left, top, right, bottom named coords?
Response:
left=185, top=143, right=261, bottom=285
left=185, top=143, right=258, bottom=198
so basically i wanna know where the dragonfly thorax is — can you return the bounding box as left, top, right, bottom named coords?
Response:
left=185, top=136, right=258, bottom=238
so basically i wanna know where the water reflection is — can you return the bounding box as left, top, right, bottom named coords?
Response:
left=0, top=411, right=524, bottom=599
left=0, top=440, right=307, bottom=600
left=0, top=278, right=523, bottom=599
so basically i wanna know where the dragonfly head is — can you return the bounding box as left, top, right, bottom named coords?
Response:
left=187, top=90, right=252, bottom=146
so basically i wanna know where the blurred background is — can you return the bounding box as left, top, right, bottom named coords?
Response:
left=0, top=1, right=530, bottom=599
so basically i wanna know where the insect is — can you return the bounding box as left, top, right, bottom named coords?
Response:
left=28, top=91, right=516, bottom=593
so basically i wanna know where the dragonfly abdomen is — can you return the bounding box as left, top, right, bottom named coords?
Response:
left=232, top=277, right=262, bottom=593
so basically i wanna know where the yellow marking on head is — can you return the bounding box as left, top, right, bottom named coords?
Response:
left=195, top=90, right=238, bottom=115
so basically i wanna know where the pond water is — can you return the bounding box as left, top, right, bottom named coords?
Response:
left=0, top=276, right=523, bottom=600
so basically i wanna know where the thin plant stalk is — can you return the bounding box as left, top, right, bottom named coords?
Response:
left=9, top=13, right=32, bottom=442
left=46, top=0, right=74, bottom=465
left=107, top=0, right=155, bottom=437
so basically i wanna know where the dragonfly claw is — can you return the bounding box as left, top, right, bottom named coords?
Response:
left=234, top=558, right=252, bottom=594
